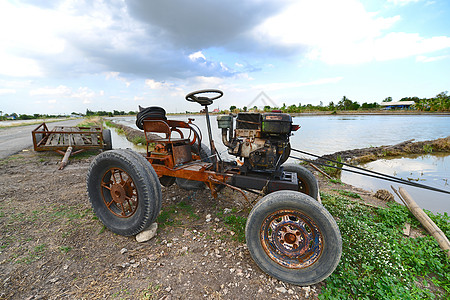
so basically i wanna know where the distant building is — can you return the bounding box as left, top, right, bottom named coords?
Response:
left=380, top=101, right=415, bottom=110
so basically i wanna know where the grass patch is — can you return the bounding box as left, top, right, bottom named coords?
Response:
left=216, top=210, right=247, bottom=243
left=337, top=189, right=361, bottom=199
left=157, top=201, right=199, bottom=228
left=77, top=117, right=102, bottom=127
left=16, top=243, right=47, bottom=264
left=59, top=246, right=72, bottom=254
left=320, top=192, right=450, bottom=299
left=321, top=155, right=343, bottom=178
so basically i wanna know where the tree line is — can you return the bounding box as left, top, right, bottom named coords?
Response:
left=227, top=91, right=450, bottom=113
left=0, top=109, right=137, bottom=121
left=1, top=91, right=448, bottom=120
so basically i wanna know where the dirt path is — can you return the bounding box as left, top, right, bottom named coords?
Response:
left=0, top=119, right=82, bottom=160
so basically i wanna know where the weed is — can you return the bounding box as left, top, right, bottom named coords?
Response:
left=329, top=178, right=343, bottom=184
left=337, top=190, right=361, bottom=199
left=157, top=201, right=199, bottom=228
left=423, top=144, right=433, bottom=154
left=16, top=243, right=47, bottom=264
left=131, top=135, right=146, bottom=145
left=59, top=246, right=72, bottom=253
left=217, top=212, right=247, bottom=243
left=320, top=193, right=450, bottom=299
left=99, top=225, right=107, bottom=234
left=141, top=283, right=161, bottom=299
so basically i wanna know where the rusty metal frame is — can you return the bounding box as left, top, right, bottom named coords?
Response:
left=32, top=122, right=105, bottom=153
left=142, top=118, right=299, bottom=202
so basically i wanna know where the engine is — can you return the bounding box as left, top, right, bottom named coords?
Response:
left=217, top=112, right=298, bottom=172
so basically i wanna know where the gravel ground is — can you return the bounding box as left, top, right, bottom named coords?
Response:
left=0, top=148, right=390, bottom=300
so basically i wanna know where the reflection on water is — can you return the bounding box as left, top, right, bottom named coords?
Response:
left=341, top=154, right=450, bottom=213
left=107, top=126, right=147, bottom=152
left=108, top=114, right=450, bottom=213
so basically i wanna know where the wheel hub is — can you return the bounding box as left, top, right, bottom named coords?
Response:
left=110, top=183, right=126, bottom=204
left=100, top=167, right=138, bottom=218
left=261, top=210, right=323, bottom=269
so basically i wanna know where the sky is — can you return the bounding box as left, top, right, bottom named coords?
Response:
left=0, top=0, right=449, bottom=115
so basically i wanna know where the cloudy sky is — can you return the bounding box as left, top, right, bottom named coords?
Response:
left=0, top=0, right=449, bottom=115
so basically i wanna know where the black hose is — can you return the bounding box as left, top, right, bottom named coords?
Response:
left=136, top=106, right=167, bottom=130
left=289, top=149, right=450, bottom=195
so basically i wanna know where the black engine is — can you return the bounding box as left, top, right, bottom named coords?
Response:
left=217, top=112, right=298, bottom=172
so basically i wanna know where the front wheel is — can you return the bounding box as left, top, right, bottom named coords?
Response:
left=86, top=150, right=161, bottom=236
left=245, top=191, right=342, bottom=285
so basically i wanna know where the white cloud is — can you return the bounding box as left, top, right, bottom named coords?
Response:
left=256, top=0, right=450, bottom=65
left=0, top=89, right=16, bottom=95
left=145, top=79, right=173, bottom=90
left=105, top=72, right=131, bottom=87
left=189, top=51, right=206, bottom=62
left=253, top=77, right=344, bottom=91
left=0, top=54, right=43, bottom=77
left=388, top=0, right=421, bottom=6
left=374, top=33, right=450, bottom=61
left=416, top=55, right=449, bottom=63
left=30, top=85, right=72, bottom=96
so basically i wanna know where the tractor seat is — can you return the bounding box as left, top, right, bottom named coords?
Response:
left=142, top=120, right=189, bottom=144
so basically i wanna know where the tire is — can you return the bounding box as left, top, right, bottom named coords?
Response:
left=279, top=142, right=291, bottom=165
left=159, top=176, right=176, bottom=187
left=86, top=150, right=161, bottom=236
left=282, top=163, right=319, bottom=200
left=176, top=143, right=211, bottom=190
left=114, top=149, right=162, bottom=221
left=245, top=191, right=342, bottom=285
left=102, top=129, right=112, bottom=150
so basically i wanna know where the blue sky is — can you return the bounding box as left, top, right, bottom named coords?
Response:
left=0, top=0, right=449, bottom=115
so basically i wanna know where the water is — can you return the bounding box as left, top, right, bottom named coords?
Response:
left=108, top=114, right=450, bottom=213
left=341, top=154, right=449, bottom=213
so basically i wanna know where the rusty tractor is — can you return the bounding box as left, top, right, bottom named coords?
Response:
left=86, top=89, right=342, bottom=285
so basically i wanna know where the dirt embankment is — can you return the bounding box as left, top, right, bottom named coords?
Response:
left=320, top=136, right=450, bottom=164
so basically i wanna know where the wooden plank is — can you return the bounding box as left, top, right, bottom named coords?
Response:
left=73, top=133, right=84, bottom=146
left=91, top=133, right=99, bottom=145
left=51, top=134, right=61, bottom=146
left=397, top=187, right=450, bottom=259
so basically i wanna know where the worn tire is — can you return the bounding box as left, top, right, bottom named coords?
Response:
left=282, top=163, right=319, bottom=200
left=114, top=149, right=162, bottom=221
left=86, top=150, right=161, bottom=236
left=245, top=191, right=342, bottom=285
left=102, top=129, right=112, bottom=150
left=159, top=176, right=176, bottom=187
left=176, top=143, right=211, bottom=190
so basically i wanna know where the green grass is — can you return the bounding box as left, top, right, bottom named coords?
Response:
left=216, top=209, right=247, bottom=243
left=156, top=201, right=199, bottom=227
left=16, top=243, right=47, bottom=264
left=337, top=189, right=362, bottom=199
left=320, top=192, right=450, bottom=299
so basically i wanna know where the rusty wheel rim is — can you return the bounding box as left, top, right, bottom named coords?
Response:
left=100, top=167, right=138, bottom=218
left=260, top=209, right=323, bottom=269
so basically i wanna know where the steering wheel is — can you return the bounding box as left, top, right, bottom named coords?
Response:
left=185, top=89, right=223, bottom=106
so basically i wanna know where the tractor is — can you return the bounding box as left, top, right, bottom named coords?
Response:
left=86, top=89, right=342, bottom=286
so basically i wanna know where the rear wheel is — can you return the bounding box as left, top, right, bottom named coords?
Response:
left=102, top=129, right=112, bottom=150
left=87, top=150, right=161, bottom=236
left=245, top=191, right=342, bottom=285
left=282, top=163, right=319, bottom=200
